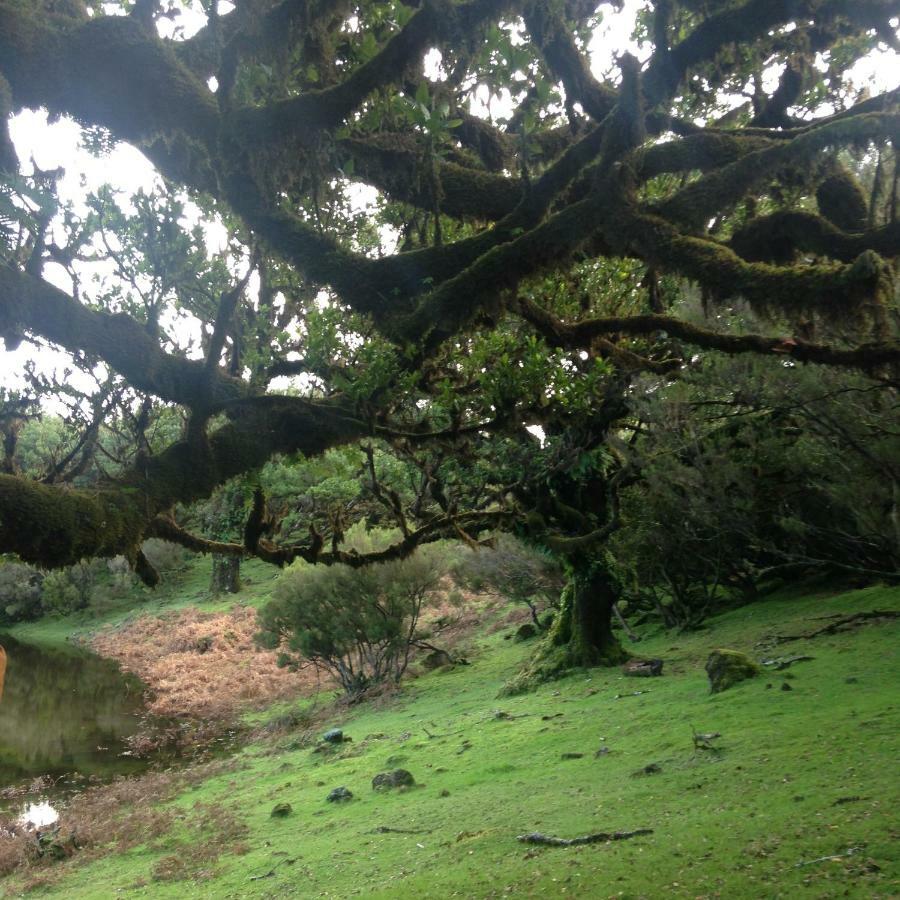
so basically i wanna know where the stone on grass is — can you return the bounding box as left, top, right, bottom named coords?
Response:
left=422, top=649, right=453, bottom=670
left=514, top=623, right=538, bottom=642
left=327, top=786, right=353, bottom=803
left=322, top=728, right=345, bottom=744
left=622, top=658, right=664, bottom=677
left=372, top=769, right=416, bottom=791
left=705, top=649, right=761, bottom=694
left=270, top=802, right=293, bottom=817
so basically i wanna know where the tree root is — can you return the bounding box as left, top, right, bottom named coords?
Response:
left=517, top=828, right=653, bottom=847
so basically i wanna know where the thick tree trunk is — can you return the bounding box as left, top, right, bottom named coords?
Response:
left=210, top=554, right=241, bottom=595
left=551, top=560, right=629, bottom=667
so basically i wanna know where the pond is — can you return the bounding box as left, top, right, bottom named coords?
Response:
left=0, top=633, right=164, bottom=826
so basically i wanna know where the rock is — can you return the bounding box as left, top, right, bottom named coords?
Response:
left=322, top=728, right=345, bottom=744
left=270, top=802, right=293, bottom=817
left=631, top=763, right=662, bottom=777
left=781, top=681, right=793, bottom=691
left=372, top=769, right=416, bottom=791
left=705, top=649, right=761, bottom=694
left=622, top=658, right=664, bottom=677
left=514, top=623, right=538, bottom=642
left=595, top=746, right=611, bottom=757
left=422, top=649, right=453, bottom=670
left=326, top=786, right=353, bottom=803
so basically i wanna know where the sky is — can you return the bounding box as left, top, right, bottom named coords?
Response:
left=2, top=2, right=898, bottom=401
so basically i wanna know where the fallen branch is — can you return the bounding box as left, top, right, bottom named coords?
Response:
left=517, top=828, right=653, bottom=847
left=371, top=826, right=432, bottom=835
left=248, top=857, right=298, bottom=881
left=771, top=610, right=900, bottom=644
left=761, top=655, right=815, bottom=669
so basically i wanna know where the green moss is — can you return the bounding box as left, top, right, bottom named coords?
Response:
left=704, top=647, right=762, bottom=694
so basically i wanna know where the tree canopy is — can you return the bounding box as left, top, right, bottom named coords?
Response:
left=1, top=0, right=899, bottom=593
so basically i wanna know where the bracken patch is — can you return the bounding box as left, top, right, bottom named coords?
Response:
left=90, top=605, right=326, bottom=718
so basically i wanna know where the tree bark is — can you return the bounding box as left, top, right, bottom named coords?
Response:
left=210, top=554, right=241, bottom=595
left=550, top=559, right=629, bottom=667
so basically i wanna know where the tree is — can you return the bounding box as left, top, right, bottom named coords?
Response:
left=0, top=0, right=899, bottom=666
left=611, top=345, right=900, bottom=629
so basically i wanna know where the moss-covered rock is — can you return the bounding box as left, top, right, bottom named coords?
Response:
left=514, top=622, right=538, bottom=642
left=705, top=649, right=761, bottom=693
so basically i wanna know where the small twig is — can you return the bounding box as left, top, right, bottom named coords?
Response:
left=691, top=726, right=722, bottom=751
left=423, top=726, right=465, bottom=739
left=248, top=857, right=298, bottom=881
left=795, top=847, right=861, bottom=868
left=517, top=828, right=653, bottom=847
left=371, top=826, right=432, bottom=835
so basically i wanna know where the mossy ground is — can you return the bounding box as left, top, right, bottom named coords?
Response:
left=2, top=577, right=898, bottom=899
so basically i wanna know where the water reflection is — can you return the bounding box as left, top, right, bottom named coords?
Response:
left=0, top=634, right=153, bottom=794
left=19, top=800, right=57, bottom=828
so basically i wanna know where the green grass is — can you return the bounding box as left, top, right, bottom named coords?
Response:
left=3, top=583, right=899, bottom=898
left=3, top=557, right=281, bottom=646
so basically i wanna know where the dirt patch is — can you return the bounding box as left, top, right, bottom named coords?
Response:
left=90, top=605, right=328, bottom=719
left=1, top=759, right=240, bottom=886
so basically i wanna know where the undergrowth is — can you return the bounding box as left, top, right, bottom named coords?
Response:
left=1, top=581, right=898, bottom=898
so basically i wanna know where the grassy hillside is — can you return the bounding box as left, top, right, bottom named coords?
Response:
left=2, top=580, right=899, bottom=898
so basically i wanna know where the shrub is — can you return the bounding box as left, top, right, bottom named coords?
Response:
left=40, top=561, right=101, bottom=615
left=453, top=534, right=564, bottom=626
left=256, top=552, right=440, bottom=698
left=140, top=539, right=192, bottom=575
left=0, top=559, right=43, bottom=624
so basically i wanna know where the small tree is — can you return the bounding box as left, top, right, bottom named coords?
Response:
left=256, top=552, right=439, bottom=699
left=454, top=534, right=564, bottom=628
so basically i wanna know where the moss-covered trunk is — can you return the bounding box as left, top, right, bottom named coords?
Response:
left=502, top=557, right=628, bottom=694
left=550, top=560, right=629, bottom=667
left=210, top=554, right=241, bottom=595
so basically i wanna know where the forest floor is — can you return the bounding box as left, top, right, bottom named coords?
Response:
left=1, top=568, right=898, bottom=899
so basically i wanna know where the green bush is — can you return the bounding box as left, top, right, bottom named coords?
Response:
left=256, top=551, right=440, bottom=698
left=0, top=559, right=44, bottom=624
left=40, top=561, right=101, bottom=614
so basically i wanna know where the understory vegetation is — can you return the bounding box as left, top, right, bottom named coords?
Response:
left=0, top=574, right=897, bottom=897
left=1, top=0, right=899, bottom=894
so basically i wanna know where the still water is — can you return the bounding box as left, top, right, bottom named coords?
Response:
left=0, top=634, right=157, bottom=825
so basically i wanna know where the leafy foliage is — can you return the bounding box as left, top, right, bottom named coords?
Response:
left=256, top=549, right=440, bottom=698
